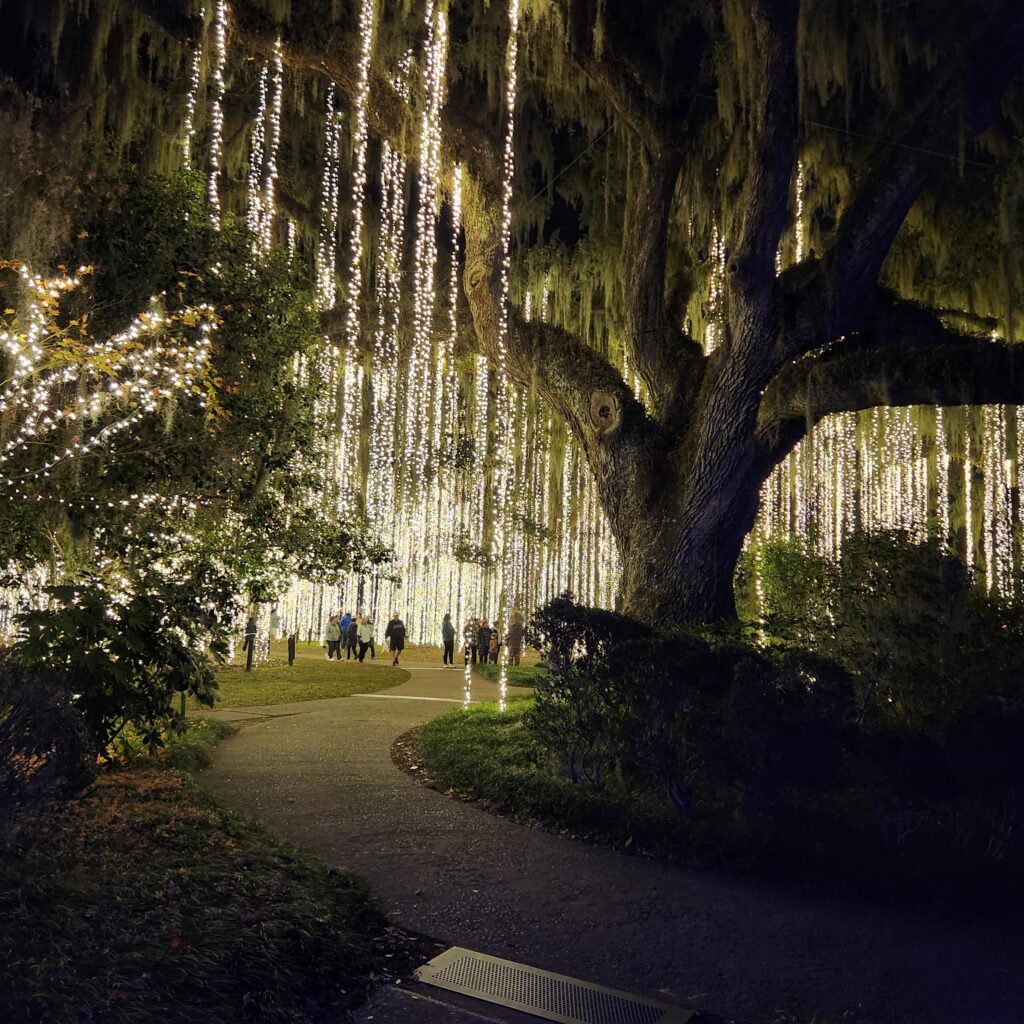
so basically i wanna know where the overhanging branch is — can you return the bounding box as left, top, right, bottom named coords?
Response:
left=814, top=1, right=1024, bottom=337
left=756, top=300, right=1023, bottom=466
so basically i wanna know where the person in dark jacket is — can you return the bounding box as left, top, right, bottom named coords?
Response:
left=476, top=620, right=492, bottom=666
left=441, top=613, right=455, bottom=667
left=345, top=617, right=359, bottom=660
left=385, top=612, right=406, bottom=666
left=242, top=615, right=258, bottom=657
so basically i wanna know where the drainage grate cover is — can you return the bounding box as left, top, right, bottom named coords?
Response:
left=416, top=946, right=694, bottom=1024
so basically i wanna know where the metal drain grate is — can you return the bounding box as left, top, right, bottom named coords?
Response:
left=416, top=947, right=694, bottom=1024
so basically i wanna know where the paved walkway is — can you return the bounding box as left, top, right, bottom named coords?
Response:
left=201, top=664, right=1024, bottom=1024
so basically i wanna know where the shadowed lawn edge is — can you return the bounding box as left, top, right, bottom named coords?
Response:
left=412, top=698, right=684, bottom=855
left=0, top=722, right=407, bottom=1024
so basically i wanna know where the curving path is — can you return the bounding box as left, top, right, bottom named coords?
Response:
left=201, top=665, right=1024, bottom=1024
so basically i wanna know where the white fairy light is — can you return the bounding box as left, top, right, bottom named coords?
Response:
left=247, top=64, right=269, bottom=238
left=337, top=0, right=375, bottom=513
left=207, top=0, right=228, bottom=227
left=182, top=20, right=204, bottom=169
left=261, top=38, right=284, bottom=250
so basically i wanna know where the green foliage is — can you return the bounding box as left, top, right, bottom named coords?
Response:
left=0, top=662, right=94, bottom=850
left=159, top=717, right=238, bottom=772
left=9, top=566, right=234, bottom=756
left=485, top=591, right=1024, bottom=898
left=0, top=770, right=388, bottom=1024
left=1, top=171, right=390, bottom=596
left=525, top=593, right=653, bottom=785
left=527, top=596, right=854, bottom=817
left=740, top=531, right=1024, bottom=728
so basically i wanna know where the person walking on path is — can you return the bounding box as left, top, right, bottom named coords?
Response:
left=385, top=613, right=406, bottom=666
left=365, top=615, right=377, bottom=660
left=464, top=616, right=478, bottom=664
left=324, top=614, right=342, bottom=660
left=441, top=613, right=456, bottom=667
left=488, top=626, right=500, bottom=664
left=345, top=616, right=359, bottom=660
left=506, top=615, right=525, bottom=666
left=357, top=615, right=374, bottom=662
left=242, top=614, right=258, bottom=658
left=339, top=610, right=353, bottom=640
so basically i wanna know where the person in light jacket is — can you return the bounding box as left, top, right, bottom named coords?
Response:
left=505, top=616, right=525, bottom=666
left=324, top=615, right=341, bottom=660
left=357, top=615, right=374, bottom=662
left=441, top=613, right=455, bottom=667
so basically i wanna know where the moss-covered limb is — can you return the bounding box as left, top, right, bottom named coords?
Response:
left=132, top=0, right=204, bottom=43
left=755, top=310, right=1024, bottom=469
left=621, top=147, right=706, bottom=423
left=235, top=7, right=500, bottom=198
left=566, top=46, right=667, bottom=157
left=724, top=0, right=799, bottom=304
left=812, top=3, right=1024, bottom=341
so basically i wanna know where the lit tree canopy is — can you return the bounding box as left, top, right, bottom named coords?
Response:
left=3, top=0, right=1024, bottom=624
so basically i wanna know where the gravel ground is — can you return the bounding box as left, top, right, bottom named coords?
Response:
left=200, top=666, right=1024, bottom=1024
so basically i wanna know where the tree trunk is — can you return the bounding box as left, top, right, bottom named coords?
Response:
left=615, top=451, right=764, bottom=625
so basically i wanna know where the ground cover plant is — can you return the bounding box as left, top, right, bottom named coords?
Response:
left=0, top=719, right=391, bottom=1024
left=418, top=698, right=683, bottom=851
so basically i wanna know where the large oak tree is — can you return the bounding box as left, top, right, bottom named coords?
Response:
left=5, top=0, right=1024, bottom=624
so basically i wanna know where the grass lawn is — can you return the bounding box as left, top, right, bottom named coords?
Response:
left=417, top=698, right=681, bottom=851
left=213, top=641, right=408, bottom=708
left=0, top=724, right=391, bottom=1024
left=473, top=660, right=548, bottom=687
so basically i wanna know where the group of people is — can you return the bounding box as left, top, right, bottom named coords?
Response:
left=459, top=614, right=525, bottom=667
left=324, top=609, right=524, bottom=670
left=324, top=611, right=408, bottom=666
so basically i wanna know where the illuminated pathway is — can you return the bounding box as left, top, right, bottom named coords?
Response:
left=202, top=666, right=1024, bottom=1024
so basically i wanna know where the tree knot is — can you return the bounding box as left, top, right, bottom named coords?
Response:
left=590, top=389, right=622, bottom=436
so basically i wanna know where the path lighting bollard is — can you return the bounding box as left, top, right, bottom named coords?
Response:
left=287, top=633, right=296, bottom=666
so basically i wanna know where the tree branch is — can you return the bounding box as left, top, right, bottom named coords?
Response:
left=727, top=0, right=800, bottom=297
left=620, top=147, right=705, bottom=422
left=815, top=2, right=1024, bottom=337
left=756, top=299, right=1022, bottom=465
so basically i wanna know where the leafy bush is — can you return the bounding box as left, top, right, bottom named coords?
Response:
left=525, top=594, right=653, bottom=786
left=527, top=596, right=856, bottom=822
left=0, top=663, right=94, bottom=849
left=740, top=531, right=1024, bottom=728
left=519, top=591, right=1024, bottom=894
left=10, top=568, right=232, bottom=756
left=607, top=635, right=854, bottom=821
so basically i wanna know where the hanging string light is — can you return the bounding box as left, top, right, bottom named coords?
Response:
left=337, top=0, right=376, bottom=513
left=207, top=0, right=228, bottom=227
left=261, top=38, right=284, bottom=250
left=181, top=13, right=205, bottom=170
